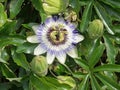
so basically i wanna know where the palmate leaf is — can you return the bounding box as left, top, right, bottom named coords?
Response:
left=94, top=64, right=120, bottom=72
left=90, top=74, right=101, bottom=90
left=99, top=0, right=120, bottom=9
left=80, top=0, right=93, bottom=33
left=74, top=58, right=89, bottom=70
left=94, top=2, right=114, bottom=35
left=103, top=34, right=117, bottom=64
left=95, top=73, right=120, bottom=89
left=72, top=72, right=87, bottom=79
left=101, top=4, right=120, bottom=21
left=78, top=75, right=89, bottom=90
left=88, top=43, right=105, bottom=68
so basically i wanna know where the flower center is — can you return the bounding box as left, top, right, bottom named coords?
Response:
left=47, top=25, right=68, bottom=45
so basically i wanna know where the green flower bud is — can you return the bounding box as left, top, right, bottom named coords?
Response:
left=42, top=0, right=69, bottom=14
left=30, top=56, right=48, bottom=76
left=57, top=76, right=76, bottom=89
left=88, top=19, right=104, bottom=39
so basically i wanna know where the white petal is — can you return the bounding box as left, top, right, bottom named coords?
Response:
left=32, top=25, right=39, bottom=33
left=27, top=35, right=39, bottom=43
left=56, top=53, right=66, bottom=64
left=67, top=47, right=78, bottom=58
left=47, top=52, right=55, bottom=64
left=73, top=34, right=84, bottom=43
left=34, top=44, right=46, bottom=55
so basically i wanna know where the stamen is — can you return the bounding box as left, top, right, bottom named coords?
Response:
left=47, top=25, right=68, bottom=45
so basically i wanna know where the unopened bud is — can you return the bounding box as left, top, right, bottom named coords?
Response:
left=88, top=19, right=104, bottom=39
left=30, top=56, right=48, bottom=76
left=42, top=0, right=69, bottom=14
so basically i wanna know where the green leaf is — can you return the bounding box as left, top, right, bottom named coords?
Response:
left=72, top=72, right=86, bottom=79
left=103, top=34, right=117, bottom=64
left=0, top=64, right=16, bottom=78
left=112, top=25, right=120, bottom=34
left=74, top=58, right=89, bottom=70
left=0, top=21, right=16, bottom=34
left=30, top=74, right=53, bottom=90
left=94, top=64, right=120, bottom=72
left=30, top=74, right=71, bottom=90
left=0, top=58, right=8, bottom=64
left=78, top=75, right=89, bottom=90
left=22, top=23, right=38, bottom=31
left=31, top=0, right=47, bottom=22
left=95, top=73, right=120, bottom=89
left=79, top=0, right=90, bottom=6
left=16, top=42, right=37, bottom=54
left=0, top=3, right=7, bottom=27
left=79, top=37, right=100, bottom=57
left=114, top=34, right=120, bottom=44
left=31, top=0, right=44, bottom=13
left=40, top=12, right=48, bottom=22
left=87, top=39, right=100, bottom=59
left=11, top=48, right=30, bottom=71
left=80, top=0, right=93, bottom=33
left=10, top=0, right=24, bottom=19
left=88, top=44, right=105, bottom=68
left=69, top=0, right=81, bottom=14
left=0, top=35, right=26, bottom=48
left=1, top=49, right=9, bottom=62
left=94, top=2, right=114, bottom=35
left=100, top=0, right=120, bottom=9
left=90, top=74, right=101, bottom=90
left=102, top=4, right=120, bottom=21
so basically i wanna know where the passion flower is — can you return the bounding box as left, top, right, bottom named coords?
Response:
left=27, top=16, right=84, bottom=64
left=88, top=19, right=104, bottom=39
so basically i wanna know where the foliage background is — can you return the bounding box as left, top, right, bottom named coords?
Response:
left=0, top=0, right=120, bottom=90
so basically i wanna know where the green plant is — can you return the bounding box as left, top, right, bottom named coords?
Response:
left=0, top=0, right=120, bottom=90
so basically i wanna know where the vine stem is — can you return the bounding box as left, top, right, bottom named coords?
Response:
left=63, top=64, right=73, bottom=75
